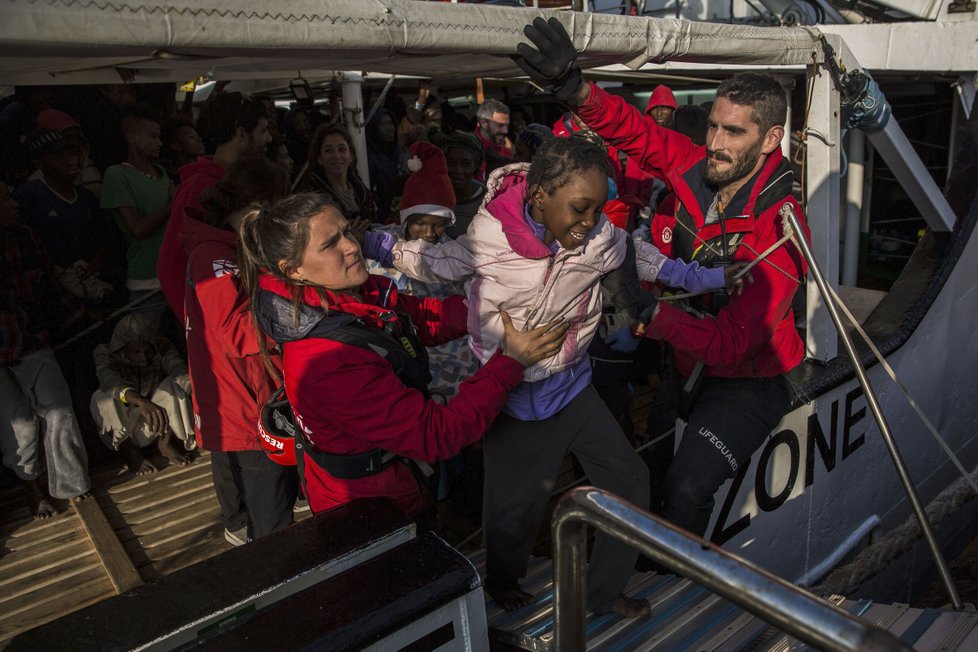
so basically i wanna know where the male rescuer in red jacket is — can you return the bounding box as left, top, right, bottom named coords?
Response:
left=515, top=18, right=810, bottom=541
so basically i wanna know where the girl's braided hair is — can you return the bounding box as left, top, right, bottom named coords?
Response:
left=526, top=135, right=611, bottom=196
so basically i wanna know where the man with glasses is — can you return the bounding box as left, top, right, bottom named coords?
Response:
left=474, top=98, right=513, bottom=179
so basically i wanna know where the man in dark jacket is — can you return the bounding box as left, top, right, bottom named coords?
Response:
left=516, top=18, right=810, bottom=541
left=156, top=92, right=270, bottom=321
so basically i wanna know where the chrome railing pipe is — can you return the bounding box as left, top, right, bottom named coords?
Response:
left=782, top=202, right=962, bottom=610
left=552, top=487, right=915, bottom=652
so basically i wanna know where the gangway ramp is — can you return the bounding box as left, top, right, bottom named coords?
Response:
left=475, top=553, right=978, bottom=651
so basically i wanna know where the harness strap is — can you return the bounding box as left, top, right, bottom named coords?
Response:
left=298, top=431, right=400, bottom=480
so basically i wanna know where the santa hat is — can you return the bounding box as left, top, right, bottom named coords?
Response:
left=36, top=109, right=79, bottom=133
left=645, top=84, right=678, bottom=114
left=400, top=142, right=456, bottom=225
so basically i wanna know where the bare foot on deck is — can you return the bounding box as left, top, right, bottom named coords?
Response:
left=604, top=594, right=650, bottom=618
left=158, top=430, right=192, bottom=466
left=25, top=478, right=59, bottom=519
left=119, top=439, right=157, bottom=475
left=491, top=587, right=536, bottom=612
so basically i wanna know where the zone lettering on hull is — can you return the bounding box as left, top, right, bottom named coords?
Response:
left=710, top=387, right=868, bottom=546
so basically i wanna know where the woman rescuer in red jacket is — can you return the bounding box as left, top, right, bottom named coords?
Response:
left=239, top=193, right=568, bottom=516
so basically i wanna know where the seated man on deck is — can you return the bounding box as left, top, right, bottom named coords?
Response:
left=515, top=18, right=810, bottom=541
left=0, top=183, right=91, bottom=518
left=91, top=312, right=195, bottom=476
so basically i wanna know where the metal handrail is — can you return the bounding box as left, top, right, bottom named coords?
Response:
left=552, top=487, right=915, bottom=652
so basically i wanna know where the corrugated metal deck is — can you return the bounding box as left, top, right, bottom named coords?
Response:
left=473, top=554, right=978, bottom=651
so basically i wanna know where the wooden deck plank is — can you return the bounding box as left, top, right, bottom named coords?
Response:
left=102, top=459, right=212, bottom=499
left=110, top=469, right=215, bottom=509
left=0, top=571, right=113, bottom=645
left=72, top=496, right=144, bottom=594
left=0, top=521, right=86, bottom=556
left=133, top=506, right=224, bottom=557
left=122, top=499, right=220, bottom=539
left=150, top=535, right=232, bottom=576
left=0, top=557, right=104, bottom=609
left=0, top=508, right=75, bottom=544
left=103, top=478, right=215, bottom=528
left=134, top=519, right=226, bottom=560
left=0, top=538, right=93, bottom=586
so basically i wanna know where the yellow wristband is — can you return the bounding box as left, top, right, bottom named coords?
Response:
left=119, top=387, right=134, bottom=405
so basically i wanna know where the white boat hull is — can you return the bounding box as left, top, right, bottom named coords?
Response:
left=707, top=219, right=978, bottom=586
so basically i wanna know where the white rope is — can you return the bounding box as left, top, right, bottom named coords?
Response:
left=812, top=462, right=978, bottom=597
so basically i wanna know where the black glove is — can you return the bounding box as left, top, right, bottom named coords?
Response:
left=514, top=17, right=583, bottom=105
left=637, top=297, right=659, bottom=327
left=602, top=234, right=658, bottom=335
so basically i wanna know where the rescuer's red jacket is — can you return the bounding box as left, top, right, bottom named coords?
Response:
left=160, top=157, right=224, bottom=321
left=254, top=273, right=524, bottom=515
left=182, top=214, right=278, bottom=452
left=576, top=82, right=810, bottom=380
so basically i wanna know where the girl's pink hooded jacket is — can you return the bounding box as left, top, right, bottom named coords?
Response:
left=391, top=163, right=668, bottom=383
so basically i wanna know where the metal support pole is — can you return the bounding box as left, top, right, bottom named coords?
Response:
left=842, top=129, right=865, bottom=287
left=804, top=61, right=840, bottom=361
left=780, top=76, right=794, bottom=159
left=552, top=488, right=914, bottom=652
left=782, top=204, right=963, bottom=611
left=338, top=72, right=370, bottom=186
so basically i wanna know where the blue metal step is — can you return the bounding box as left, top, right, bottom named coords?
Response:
left=470, top=553, right=978, bottom=651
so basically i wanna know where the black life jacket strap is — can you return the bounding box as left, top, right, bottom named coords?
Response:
left=296, top=430, right=400, bottom=480
left=283, top=303, right=430, bottom=478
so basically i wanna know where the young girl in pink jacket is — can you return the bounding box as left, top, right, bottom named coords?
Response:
left=367, top=136, right=737, bottom=615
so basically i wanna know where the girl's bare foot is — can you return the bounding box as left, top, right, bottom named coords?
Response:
left=491, top=587, right=535, bottom=612
left=606, top=594, right=650, bottom=618
left=119, top=439, right=156, bottom=475
left=158, top=430, right=192, bottom=466
left=25, top=478, right=59, bottom=519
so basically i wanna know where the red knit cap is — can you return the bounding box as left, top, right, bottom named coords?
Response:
left=645, top=84, right=678, bottom=113
left=36, top=109, right=79, bottom=132
left=399, top=142, right=456, bottom=225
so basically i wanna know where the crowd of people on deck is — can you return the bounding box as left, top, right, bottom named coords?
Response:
left=0, top=17, right=808, bottom=616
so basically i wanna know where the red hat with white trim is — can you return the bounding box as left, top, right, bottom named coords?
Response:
left=399, top=142, right=456, bottom=225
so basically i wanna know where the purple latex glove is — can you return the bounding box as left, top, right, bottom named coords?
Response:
left=363, top=230, right=396, bottom=267
left=604, top=328, right=641, bottom=353
left=657, top=258, right=726, bottom=293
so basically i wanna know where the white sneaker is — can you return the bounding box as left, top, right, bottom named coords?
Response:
left=224, top=527, right=247, bottom=546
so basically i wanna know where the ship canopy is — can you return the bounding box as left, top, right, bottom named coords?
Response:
left=0, top=0, right=825, bottom=86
